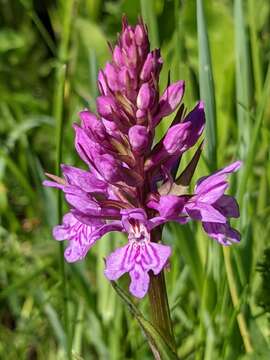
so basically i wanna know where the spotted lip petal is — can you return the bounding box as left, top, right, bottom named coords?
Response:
left=104, top=239, right=171, bottom=298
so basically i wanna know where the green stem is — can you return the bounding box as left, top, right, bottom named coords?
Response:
left=223, top=247, right=253, bottom=353
left=53, top=0, right=74, bottom=356
left=148, top=229, right=176, bottom=352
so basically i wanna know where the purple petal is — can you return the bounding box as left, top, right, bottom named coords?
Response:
left=213, top=195, right=240, bottom=218
left=121, top=208, right=148, bottom=232
left=185, top=202, right=227, bottom=223
left=53, top=213, right=77, bottom=240
left=104, top=243, right=134, bottom=280
left=216, top=161, right=242, bottom=176
left=53, top=212, right=101, bottom=263
left=195, top=178, right=229, bottom=204
left=129, top=264, right=150, bottom=298
left=61, top=165, right=108, bottom=194
left=202, top=222, right=241, bottom=245
left=65, top=192, right=120, bottom=218
left=90, top=222, right=124, bottom=242
left=144, top=242, right=171, bottom=275
left=180, top=101, right=205, bottom=152
left=113, top=45, right=124, bottom=66
left=98, top=70, right=109, bottom=95
left=196, top=161, right=242, bottom=192
left=95, top=154, right=123, bottom=183
left=73, top=124, right=101, bottom=167
left=158, top=195, right=186, bottom=218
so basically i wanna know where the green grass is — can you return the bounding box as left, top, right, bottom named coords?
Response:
left=1, top=0, right=270, bottom=359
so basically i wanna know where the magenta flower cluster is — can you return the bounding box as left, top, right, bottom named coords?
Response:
left=44, top=18, right=241, bottom=298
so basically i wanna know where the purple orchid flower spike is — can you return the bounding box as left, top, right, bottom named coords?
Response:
left=43, top=16, right=242, bottom=300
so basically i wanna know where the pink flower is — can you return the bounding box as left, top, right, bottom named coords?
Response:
left=43, top=17, right=241, bottom=298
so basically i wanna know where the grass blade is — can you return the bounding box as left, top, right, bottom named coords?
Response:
left=140, top=0, right=159, bottom=48
left=53, top=0, right=74, bottom=356
left=196, top=0, right=217, bottom=171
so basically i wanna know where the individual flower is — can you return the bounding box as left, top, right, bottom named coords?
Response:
left=184, top=161, right=241, bottom=245
left=44, top=17, right=241, bottom=298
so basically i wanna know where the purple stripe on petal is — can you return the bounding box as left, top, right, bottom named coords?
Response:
left=104, top=244, right=132, bottom=280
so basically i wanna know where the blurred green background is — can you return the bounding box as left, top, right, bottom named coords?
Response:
left=1, top=0, right=270, bottom=359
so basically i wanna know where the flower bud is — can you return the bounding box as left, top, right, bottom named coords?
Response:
left=79, top=111, right=106, bottom=140
left=180, top=101, right=205, bottom=151
left=134, top=24, right=145, bottom=46
left=95, top=154, right=122, bottom=183
left=113, top=45, right=123, bottom=66
left=140, top=50, right=163, bottom=81
left=128, top=125, right=149, bottom=153
left=96, top=96, right=117, bottom=121
left=98, top=70, right=108, bottom=95
left=136, top=83, right=154, bottom=110
left=163, top=122, right=192, bottom=154
left=157, top=80, right=185, bottom=121
left=104, top=63, right=120, bottom=92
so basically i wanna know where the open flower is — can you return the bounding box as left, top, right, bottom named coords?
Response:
left=44, top=17, right=241, bottom=298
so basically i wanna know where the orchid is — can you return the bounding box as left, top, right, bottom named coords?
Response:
left=44, top=17, right=241, bottom=299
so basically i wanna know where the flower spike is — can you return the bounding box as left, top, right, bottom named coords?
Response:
left=44, top=16, right=241, bottom=298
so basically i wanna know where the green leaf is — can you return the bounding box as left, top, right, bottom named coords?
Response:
left=111, top=281, right=179, bottom=360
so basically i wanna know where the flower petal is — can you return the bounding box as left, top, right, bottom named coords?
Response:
left=196, top=161, right=242, bottom=193
left=129, top=264, right=150, bottom=298
left=61, top=164, right=108, bottom=194
left=185, top=202, right=227, bottom=223
left=195, top=178, right=228, bottom=204
left=158, top=195, right=186, bottom=218
left=53, top=212, right=101, bottom=263
left=121, top=208, right=148, bottom=232
left=213, top=195, right=240, bottom=218
left=202, top=222, right=241, bottom=245
left=104, top=243, right=134, bottom=280
left=144, top=242, right=171, bottom=274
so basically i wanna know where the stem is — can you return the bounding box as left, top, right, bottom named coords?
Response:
left=148, top=229, right=176, bottom=351
left=223, top=247, right=253, bottom=353
left=53, top=0, right=74, bottom=356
